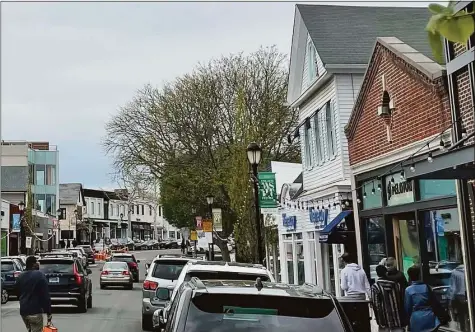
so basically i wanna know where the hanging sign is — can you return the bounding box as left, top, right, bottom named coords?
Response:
left=282, top=214, right=297, bottom=231
left=258, top=172, right=277, bottom=208
left=12, top=214, right=21, bottom=233
left=202, top=219, right=213, bottom=232
left=309, top=208, right=329, bottom=230
left=385, top=173, right=414, bottom=206
left=196, top=216, right=202, bottom=230
left=26, top=236, right=32, bottom=249
left=212, top=208, right=222, bottom=232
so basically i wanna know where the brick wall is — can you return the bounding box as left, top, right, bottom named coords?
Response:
left=347, top=44, right=451, bottom=166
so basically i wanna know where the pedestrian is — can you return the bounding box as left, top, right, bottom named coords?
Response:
left=371, top=265, right=406, bottom=332
left=340, top=252, right=371, bottom=300
left=385, top=257, right=408, bottom=293
left=15, top=256, right=52, bottom=332
left=404, top=265, right=441, bottom=332
left=181, top=238, right=186, bottom=254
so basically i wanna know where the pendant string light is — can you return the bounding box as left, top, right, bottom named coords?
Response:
left=427, top=143, right=433, bottom=163
left=371, top=181, right=376, bottom=195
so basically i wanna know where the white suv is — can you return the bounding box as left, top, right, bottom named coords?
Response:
left=141, top=255, right=194, bottom=330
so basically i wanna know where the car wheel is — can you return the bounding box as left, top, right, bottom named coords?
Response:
left=92, top=260, right=95, bottom=264
left=87, top=293, right=92, bottom=308
left=100, top=284, right=105, bottom=290
left=78, top=295, right=88, bottom=313
left=1, top=289, right=8, bottom=304
left=127, top=283, right=133, bottom=290
left=142, top=314, right=153, bottom=331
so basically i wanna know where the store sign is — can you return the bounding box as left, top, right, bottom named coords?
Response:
left=309, top=208, right=329, bottom=230
left=258, top=172, right=277, bottom=208
left=282, top=213, right=297, bottom=231
left=385, top=173, right=414, bottom=206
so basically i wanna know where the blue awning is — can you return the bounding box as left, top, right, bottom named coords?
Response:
left=319, top=210, right=352, bottom=243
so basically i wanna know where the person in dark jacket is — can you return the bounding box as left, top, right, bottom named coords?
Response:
left=385, top=257, right=408, bottom=294
left=16, top=256, right=52, bottom=332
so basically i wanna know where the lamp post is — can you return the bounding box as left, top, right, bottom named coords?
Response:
left=18, top=201, right=26, bottom=255
left=247, top=142, right=264, bottom=264
left=56, top=208, right=62, bottom=249
left=119, top=213, right=124, bottom=251
left=192, top=208, right=197, bottom=258
left=206, top=194, right=214, bottom=261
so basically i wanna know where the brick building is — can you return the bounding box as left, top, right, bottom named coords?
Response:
left=346, top=36, right=472, bottom=332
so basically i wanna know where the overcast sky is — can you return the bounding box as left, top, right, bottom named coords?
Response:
left=1, top=1, right=436, bottom=189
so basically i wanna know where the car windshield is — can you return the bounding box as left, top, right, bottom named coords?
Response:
left=152, top=261, right=186, bottom=280
left=184, top=294, right=345, bottom=332
left=79, top=246, right=92, bottom=253
left=104, top=262, right=128, bottom=270
left=112, top=256, right=134, bottom=263
left=39, top=260, right=74, bottom=274
left=1, top=262, right=15, bottom=272
left=185, top=271, right=270, bottom=282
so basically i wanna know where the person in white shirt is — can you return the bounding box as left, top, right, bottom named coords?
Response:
left=340, top=252, right=371, bottom=299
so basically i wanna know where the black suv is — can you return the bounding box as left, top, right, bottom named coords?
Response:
left=153, top=278, right=354, bottom=332
left=110, top=254, right=140, bottom=282
left=78, top=245, right=95, bottom=264
left=38, top=256, right=93, bottom=313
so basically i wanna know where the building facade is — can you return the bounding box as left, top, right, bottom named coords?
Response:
left=280, top=4, right=433, bottom=296
left=58, top=183, right=85, bottom=244
left=346, top=36, right=471, bottom=332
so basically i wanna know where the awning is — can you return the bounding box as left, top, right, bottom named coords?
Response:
left=319, top=210, right=353, bottom=244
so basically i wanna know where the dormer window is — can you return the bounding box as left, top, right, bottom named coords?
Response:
left=307, top=41, right=318, bottom=82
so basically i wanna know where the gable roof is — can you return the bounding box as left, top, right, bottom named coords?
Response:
left=345, top=37, right=445, bottom=139
left=59, top=183, right=84, bottom=205
left=296, top=4, right=435, bottom=66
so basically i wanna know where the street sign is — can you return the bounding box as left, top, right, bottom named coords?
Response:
left=212, top=208, right=222, bottom=232
left=190, top=230, right=198, bottom=241
left=261, top=207, right=278, bottom=214
left=258, top=172, right=277, bottom=208
left=202, top=220, right=213, bottom=232
left=195, top=216, right=202, bottom=230
left=26, top=237, right=32, bottom=249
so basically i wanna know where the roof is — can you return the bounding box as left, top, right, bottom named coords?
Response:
left=59, top=183, right=83, bottom=205
left=296, top=4, right=435, bottom=65
left=192, top=280, right=329, bottom=299
left=186, top=261, right=269, bottom=274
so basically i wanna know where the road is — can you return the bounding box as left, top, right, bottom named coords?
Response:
left=1, top=249, right=182, bottom=332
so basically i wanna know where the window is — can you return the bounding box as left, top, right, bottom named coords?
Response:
left=304, top=125, right=313, bottom=168
left=97, top=203, right=101, bottom=215
left=365, top=217, right=387, bottom=283
left=325, top=101, right=336, bottom=158
left=90, top=201, right=95, bottom=214
left=136, top=205, right=140, bottom=215
left=45, top=194, right=56, bottom=215
left=159, top=206, right=162, bottom=217
left=285, top=242, right=294, bottom=284
left=116, top=205, right=120, bottom=216
left=36, top=164, right=45, bottom=185
left=362, top=179, right=383, bottom=210
left=307, top=40, right=318, bottom=82
left=141, top=205, right=145, bottom=215
left=169, top=230, right=176, bottom=239
left=35, top=194, right=46, bottom=212
left=131, top=205, right=135, bottom=215
left=60, top=208, right=66, bottom=220
left=45, top=165, right=56, bottom=185
left=314, top=114, right=324, bottom=164
left=296, top=242, right=305, bottom=285
left=419, top=180, right=457, bottom=200
left=149, top=205, right=153, bottom=216
left=110, top=204, right=114, bottom=216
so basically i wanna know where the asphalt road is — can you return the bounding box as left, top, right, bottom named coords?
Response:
left=1, top=249, right=182, bottom=332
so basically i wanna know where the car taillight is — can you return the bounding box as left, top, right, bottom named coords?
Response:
left=73, top=264, right=83, bottom=285
left=14, top=271, right=21, bottom=278
left=129, top=262, right=137, bottom=268
left=122, top=270, right=130, bottom=275
left=143, top=280, right=158, bottom=290
left=101, top=270, right=109, bottom=275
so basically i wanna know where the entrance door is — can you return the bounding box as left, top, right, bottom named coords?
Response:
left=392, top=213, right=419, bottom=277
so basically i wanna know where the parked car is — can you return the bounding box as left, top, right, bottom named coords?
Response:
left=118, top=238, right=135, bottom=251
left=38, top=256, right=93, bottom=313
left=100, top=261, right=134, bottom=289
left=67, top=248, right=88, bottom=268
left=1, top=277, right=8, bottom=304
left=0, top=259, right=23, bottom=297
left=157, top=261, right=275, bottom=329
left=152, top=278, right=353, bottom=332
left=78, top=245, right=96, bottom=264
left=3, top=256, right=26, bottom=270
left=110, top=253, right=140, bottom=282
left=142, top=255, right=192, bottom=330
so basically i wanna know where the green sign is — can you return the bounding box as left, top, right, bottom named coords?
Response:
left=258, top=172, right=277, bottom=208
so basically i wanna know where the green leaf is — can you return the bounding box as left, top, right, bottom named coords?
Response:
left=428, top=31, right=445, bottom=64
left=438, top=14, right=475, bottom=44
left=426, top=13, right=447, bottom=33
left=428, top=3, right=447, bottom=14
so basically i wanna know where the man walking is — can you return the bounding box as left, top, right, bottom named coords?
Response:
left=371, top=265, right=406, bottom=332
left=16, top=256, right=52, bottom=332
left=340, top=253, right=371, bottom=299
left=385, top=257, right=408, bottom=293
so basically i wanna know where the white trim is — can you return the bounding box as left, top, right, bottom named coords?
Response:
left=351, top=131, right=451, bottom=175
left=291, top=71, right=332, bottom=108
left=297, top=181, right=351, bottom=199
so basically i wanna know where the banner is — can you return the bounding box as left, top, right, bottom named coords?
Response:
left=202, top=220, right=213, bottom=232
left=26, top=237, right=32, bottom=249
left=195, top=216, right=202, bottom=230
left=212, top=208, right=222, bottom=232
left=12, top=214, right=21, bottom=233
left=190, top=230, right=198, bottom=241
left=258, top=172, right=277, bottom=208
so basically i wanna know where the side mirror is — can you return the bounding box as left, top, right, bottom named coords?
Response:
left=145, top=263, right=151, bottom=269
left=137, top=260, right=141, bottom=263
left=86, top=268, right=92, bottom=275
left=155, top=288, right=170, bottom=301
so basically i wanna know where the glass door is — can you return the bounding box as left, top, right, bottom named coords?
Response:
left=392, top=213, right=419, bottom=278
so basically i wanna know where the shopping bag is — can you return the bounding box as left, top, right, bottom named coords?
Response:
left=43, top=324, right=58, bottom=332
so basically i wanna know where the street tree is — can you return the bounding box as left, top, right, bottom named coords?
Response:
left=104, top=46, right=300, bottom=262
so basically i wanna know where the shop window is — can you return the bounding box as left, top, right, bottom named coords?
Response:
left=362, top=179, right=383, bottom=209
left=36, top=164, right=45, bottom=186
left=283, top=234, right=292, bottom=240
left=365, top=217, right=387, bottom=283
left=295, top=242, right=305, bottom=285
left=307, top=232, right=316, bottom=284
left=393, top=214, right=420, bottom=277
left=423, top=208, right=469, bottom=331
left=419, top=180, right=457, bottom=200
left=285, top=242, right=294, bottom=284
left=45, top=165, right=56, bottom=185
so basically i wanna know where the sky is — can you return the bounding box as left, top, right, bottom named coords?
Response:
left=1, top=1, right=438, bottom=189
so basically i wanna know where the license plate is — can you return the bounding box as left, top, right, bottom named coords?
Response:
left=49, top=277, right=59, bottom=283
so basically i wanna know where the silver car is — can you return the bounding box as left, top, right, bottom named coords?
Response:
left=100, top=261, right=133, bottom=290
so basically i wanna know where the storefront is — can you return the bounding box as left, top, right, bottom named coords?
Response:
left=356, top=164, right=471, bottom=331
left=131, top=222, right=152, bottom=240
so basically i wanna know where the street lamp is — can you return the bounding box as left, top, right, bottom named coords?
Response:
left=246, top=142, right=264, bottom=264
left=56, top=208, right=62, bottom=249
left=206, top=194, right=214, bottom=261
left=18, top=201, right=26, bottom=255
